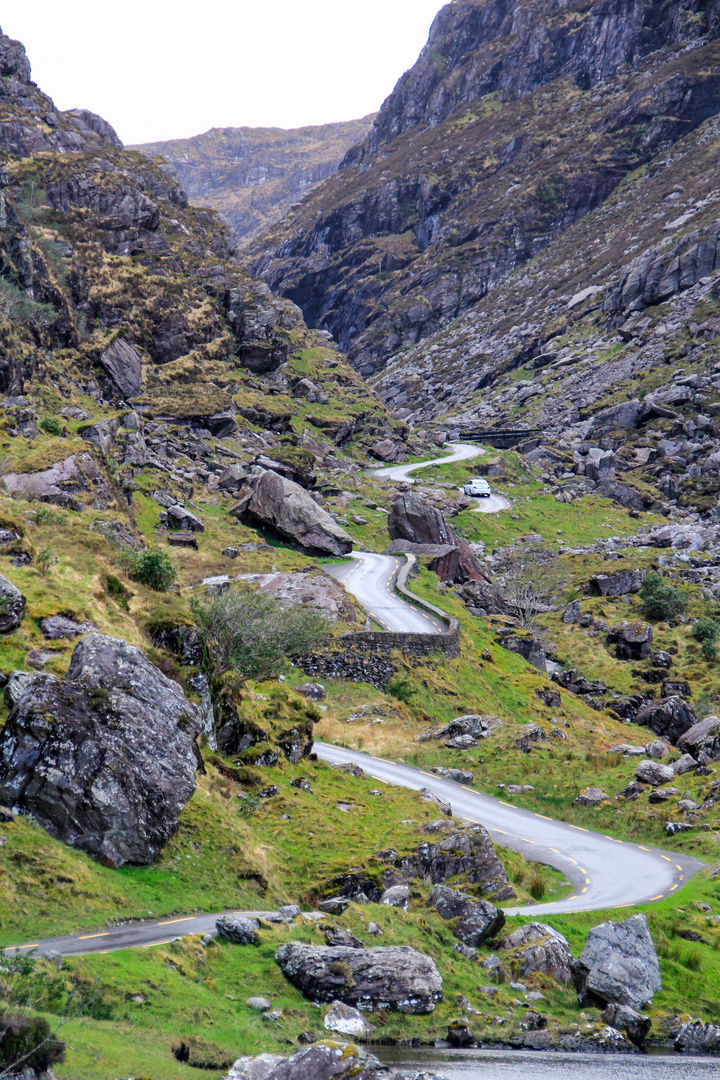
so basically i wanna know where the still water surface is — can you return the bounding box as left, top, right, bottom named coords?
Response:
left=375, top=1047, right=719, bottom=1079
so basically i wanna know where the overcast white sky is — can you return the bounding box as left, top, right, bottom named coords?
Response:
left=1, top=0, right=447, bottom=145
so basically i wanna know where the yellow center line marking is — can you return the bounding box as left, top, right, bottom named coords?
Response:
left=585, top=878, right=590, bottom=885
left=498, top=800, right=515, bottom=808
left=78, top=932, right=110, bottom=940
left=534, top=813, right=553, bottom=821
left=649, top=895, right=664, bottom=902
left=604, top=835, right=622, bottom=843
left=581, top=887, right=588, bottom=893
left=579, top=868, right=587, bottom=874
left=679, top=875, right=684, bottom=880
left=9, top=943, right=39, bottom=950
left=567, top=895, right=579, bottom=902
left=638, top=845, right=649, bottom=851
left=569, top=825, right=588, bottom=832
left=157, top=917, right=196, bottom=926
left=566, top=858, right=577, bottom=865
left=548, top=847, right=561, bottom=854
left=675, top=864, right=683, bottom=871
left=661, top=855, right=672, bottom=862
left=420, top=770, right=436, bottom=778
left=143, top=939, right=175, bottom=948
left=492, top=829, right=508, bottom=835
left=670, top=884, right=679, bottom=891
left=521, top=839, right=536, bottom=845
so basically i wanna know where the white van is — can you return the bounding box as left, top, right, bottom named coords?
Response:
left=464, top=478, right=492, bottom=497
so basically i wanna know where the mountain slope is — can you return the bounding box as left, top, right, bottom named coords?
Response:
left=134, top=117, right=374, bottom=247
left=248, top=0, right=720, bottom=378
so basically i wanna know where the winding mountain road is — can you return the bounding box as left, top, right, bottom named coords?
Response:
left=6, top=441, right=702, bottom=960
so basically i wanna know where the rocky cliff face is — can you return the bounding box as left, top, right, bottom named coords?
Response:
left=0, top=26, right=394, bottom=452
left=248, top=0, right=720, bottom=387
left=135, top=117, right=374, bottom=247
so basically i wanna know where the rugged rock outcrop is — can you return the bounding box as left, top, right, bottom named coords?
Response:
left=607, top=622, right=653, bottom=661
left=498, top=922, right=574, bottom=985
left=238, top=471, right=353, bottom=556
left=601, top=1003, right=651, bottom=1047
left=0, top=633, right=201, bottom=866
left=380, top=823, right=512, bottom=899
left=427, top=884, right=505, bottom=946
left=674, top=1020, right=720, bottom=1053
left=215, top=915, right=259, bottom=944
left=1, top=454, right=110, bottom=510
left=275, top=943, right=443, bottom=1013
left=572, top=914, right=661, bottom=1010
left=226, top=1040, right=441, bottom=1080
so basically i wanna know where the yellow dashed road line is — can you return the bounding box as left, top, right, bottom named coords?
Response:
left=78, top=932, right=109, bottom=940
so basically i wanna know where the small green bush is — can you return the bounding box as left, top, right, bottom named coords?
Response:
left=639, top=572, right=687, bottom=621
left=39, top=416, right=62, bottom=436
left=237, top=792, right=260, bottom=819
left=387, top=676, right=417, bottom=703
left=29, top=506, right=65, bottom=525
left=122, top=549, right=177, bottom=592
left=693, top=617, right=719, bottom=662
left=35, top=545, right=58, bottom=576
left=0, top=1012, right=65, bottom=1071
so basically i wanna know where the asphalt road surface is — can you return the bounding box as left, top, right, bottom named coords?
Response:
left=472, top=492, right=511, bottom=514
left=314, top=743, right=703, bottom=917
left=11, top=744, right=701, bottom=959
left=326, top=551, right=444, bottom=634
left=368, top=441, right=483, bottom=482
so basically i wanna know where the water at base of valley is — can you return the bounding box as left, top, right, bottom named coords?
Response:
left=374, top=1047, right=719, bottom=1079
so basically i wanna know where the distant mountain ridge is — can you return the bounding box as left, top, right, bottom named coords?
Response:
left=134, top=117, right=374, bottom=246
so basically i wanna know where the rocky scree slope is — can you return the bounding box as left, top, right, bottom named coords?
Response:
left=247, top=1, right=720, bottom=391
left=134, top=117, right=375, bottom=248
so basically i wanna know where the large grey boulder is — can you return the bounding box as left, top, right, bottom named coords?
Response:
left=97, top=338, right=143, bottom=399
left=678, top=716, right=720, bottom=760
left=242, top=471, right=353, bottom=556
left=634, top=760, right=674, bottom=786
left=0, top=633, right=201, bottom=867
left=634, top=696, right=696, bottom=745
left=167, top=504, right=205, bottom=532
left=427, top=884, right=505, bottom=947
left=674, top=1020, right=720, bottom=1052
left=607, top=621, right=653, bottom=661
left=323, top=1000, right=374, bottom=1036
left=590, top=569, right=643, bottom=597
left=1, top=453, right=108, bottom=510
left=216, top=915, right=259, bottom=944
left=275, top=943, right=442, bottom=1013
left=572, top=914, right=661, bottom=1010
left=0, top=574, right=25, bottom=632
left=498, top=922, right=574, bottom=985
left=226, top=1041, right=420, bottom=1080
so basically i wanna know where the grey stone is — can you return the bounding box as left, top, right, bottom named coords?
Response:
left=671, top=753, right=697, bottom=776
left=563, top=600, right=582, bottom=624
left=0, top=633, right=201, bottom=867
left=498, top=922, right=574, bottom=985
left=0, top=574, right=26, bottom=633
left=380, top=884, right=410, bottom=910
left=278, top=904, right=301, bottom=922
left=607, top=621, right=653, bottom=661
left=572, top=914, right=661, bottom=1010
left=600, top=1003, right=651, bottom=1046
left=323, top=1000, right=374, bottom=1036
left=634, top=760, right=674, bottom=786
left=419, top=787, right=452, bottom=816
left=674, top=1021, right=720, bottom=1053
left=318, top=897, right=350, bottom=916
left=166, top=504, right=205, bottom=532
left=227, top=1051, right=283, bottom=1080
left=247, top=1000, right=275, bottom=1018
left=678, top=715, right=720, bottom=760
left=3, top=670, right=34, bottom=709
left=296, top=682, right=326, bottom=701
left=573, top=787, right=607, bottom=807
left=591, top=569, right=643, bottom=597
left=645, top=739, right=669, bottom=760
left=40, top=615, right=98, bottom=640
left=275, top=942, right=443, bottom=1013
left=325, top=926, right=364, bottom=949
left=216, top=915, right=259, bottom=944
left=427, top=884, right=505, bottom=947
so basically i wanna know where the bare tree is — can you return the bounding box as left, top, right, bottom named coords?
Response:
left=497, top=545, right=562, bottom=630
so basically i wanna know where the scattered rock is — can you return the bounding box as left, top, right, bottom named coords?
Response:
left=573, top=787, right=608, bottom=807
left=166, top=504, right=205, bottom=532
left=572, top=914, right=661, bottom=1010
left=678, top=716, right=720, bottom=760
left=216, top=915, right=259, bottom=944
left=296, top=682, right=326, bottom=701
left=275, top=943, right=443, bottom=1013
left=674, top=1020, right=720, bottom=1053
left=97, top=337, right=143, bottom=400
left=607, top=622, right=653, bottom=661
left=323, top=1000, right=374, bottom=1037
left=601, top=1003, right=651, bottom=1046
left=168, top=531, right=198, bottom=549
left=325, top=927, right=365, bottom=949
left=40, top=615, right=99, bottom=640
left=590, top=570, right=643, bottom=597
left=634, top=760, right=675, bottom=786
left=419, top=788, right=452, bottom=816
left=247, top=997, right=273, bottom=1012
left=427, top=884, right=505, bottom=947
left=0, top=574, right=26, bottom=633
left=0, top=633, right=201, bottom=866
left=498, top=922, right=574, bottom=985
left=380, top=885, right=410, bottom=910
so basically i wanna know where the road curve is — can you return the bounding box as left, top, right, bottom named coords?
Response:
left=368, top=441, right=483, bottom=483
left=326, top=551, right=443, bottom=634
left=314, top=743, right=703, bottom=916
left=472, top=492, right=510, bottom=514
